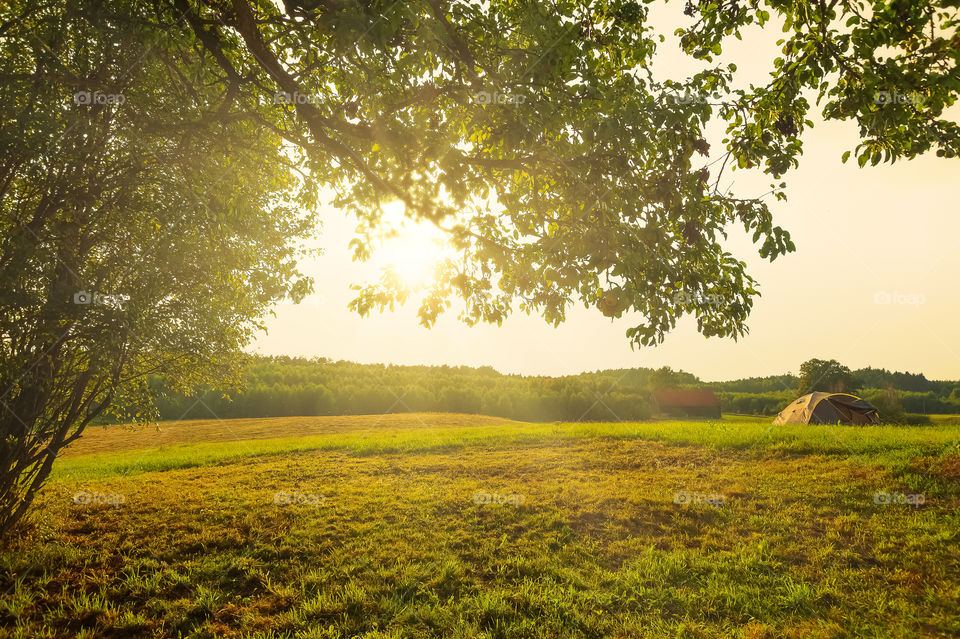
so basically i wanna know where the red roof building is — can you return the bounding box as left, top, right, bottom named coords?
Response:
left=652, top=389, right=721, bottom=418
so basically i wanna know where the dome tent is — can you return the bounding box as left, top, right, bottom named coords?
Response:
left=773, top=392, right=880, bottom=425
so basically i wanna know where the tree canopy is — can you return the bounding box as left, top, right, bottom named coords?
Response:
left=797, top=358, right=862, bottom=394
left=0, top=0, right=315, bottom=534
left=162, top=0, right=959, bottom=345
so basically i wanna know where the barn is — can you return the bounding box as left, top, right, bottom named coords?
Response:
left=653, top=389, right=722, bottom=419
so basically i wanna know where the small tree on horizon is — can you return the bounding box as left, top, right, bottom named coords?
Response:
left=797, top=359, right=862, bottom=395
left=870, top=386, right=906, bottom=423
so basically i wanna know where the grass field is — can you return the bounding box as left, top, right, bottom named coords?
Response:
left=2, top=414, right=959, bottom=638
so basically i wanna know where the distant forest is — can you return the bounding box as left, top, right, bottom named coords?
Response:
left=142, top=357, right=960, bottom=423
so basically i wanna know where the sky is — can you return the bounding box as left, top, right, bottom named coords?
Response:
left=251, top=4, right=960, bottom=382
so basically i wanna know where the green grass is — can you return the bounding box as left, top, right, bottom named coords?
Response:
left=928, top=414, right=960, bottom=426
left=52, top=418, right=960, bottom=483
left=3, top=414, right=960, bottom=638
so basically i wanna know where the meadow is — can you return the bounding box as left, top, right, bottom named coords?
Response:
left=1, top=414, right=959, bottom=638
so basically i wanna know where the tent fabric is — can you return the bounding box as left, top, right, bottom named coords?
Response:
left=772, top=392, right=880, bottom=425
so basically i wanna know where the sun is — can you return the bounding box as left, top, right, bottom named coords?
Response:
left=376, top=202, right=450, bottom=289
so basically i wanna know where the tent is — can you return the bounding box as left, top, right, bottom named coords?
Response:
left=773, top=392, right=880, bottom=425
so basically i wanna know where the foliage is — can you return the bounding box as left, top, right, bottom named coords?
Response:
left=717, top=390, right=795, bottom=415
left=711, top=374, right=799, bottom=393
left=797, top=358, right=862, bottom=394
left=0, top=2, right=316, bottom=535
left=681, top=0, right=960, bottom=169
left=141, top=356, right=960, bottom=423
left=855, top=366, right=954, bottom=394
left=863, top=386, right=907, bottom=423
left=160, top=0, right=958, bottom=347
left=146, top=356, right=659, bottom=423
left=646, top=365, right=700, bottom=391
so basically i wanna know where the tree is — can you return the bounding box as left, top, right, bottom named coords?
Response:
left=647, top=366, right=699, bottom=391
left=0, top=2, right=315, bottom=535
left=163, top=0, right=958, bottom=346
left=864, top=386, right=906, bottom=423
left=797, top=359, right=861, bottom=395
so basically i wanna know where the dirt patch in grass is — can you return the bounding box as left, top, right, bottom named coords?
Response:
left=905, top=453, right=960, bottom=484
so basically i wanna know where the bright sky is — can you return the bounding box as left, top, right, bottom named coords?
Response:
left=252, top=5, right=960, bottom=382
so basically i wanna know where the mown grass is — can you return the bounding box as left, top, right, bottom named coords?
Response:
left=58, top=414, right=517, bottom=459
left=928, top=414, right=960, bottom=426
left=52, top=417, right=960, bottom=488
left=2, top=414, right=959, bottom=638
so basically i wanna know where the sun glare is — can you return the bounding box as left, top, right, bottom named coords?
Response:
left=376, top=202, right=450, bottom=289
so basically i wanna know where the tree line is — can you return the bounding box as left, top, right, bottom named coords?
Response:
left=141, top=357, right=960, bottom=423
left=716, top=359, right=960, bottom=419
left=147, top=358, right=659, bottom=423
